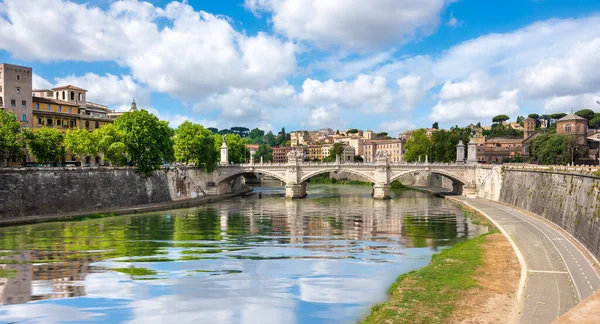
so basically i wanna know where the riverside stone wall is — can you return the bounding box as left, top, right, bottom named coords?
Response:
left=0, top=167, right=216, bottom=219
left=498, top=169, right=600, bottom=260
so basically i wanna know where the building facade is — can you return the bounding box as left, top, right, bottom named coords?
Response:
left=363, top=139, right=404, bottom=163
left=272, top=146, right=292, bottom=163
left=556, top=113, right=589, bottom=145
left=0, top=63, right=33, bottom=129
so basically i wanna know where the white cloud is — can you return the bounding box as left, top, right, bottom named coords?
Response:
left=543, top=92, right=600, bottom=113
left=307, top=105, right=346, bottom=129
left=429, top=89, right=520, bottom=123
left=0, top=0, right=297, bottom=100
left=522, top=38, right=600, bottom=98
left=377, top=119, right=417, bottom=136
left=32, top=74, right=52, bottom=90
left=446, top=14, right=461, bottom=27
left=438, top=72, right=495, bottom=101
left=396, top=75, right=434, bottom=110
left=54, top=73, right=151, bottom=112
left=298, top=74, right=393, bottom=113
left=245, top=0, right=450, bottom=50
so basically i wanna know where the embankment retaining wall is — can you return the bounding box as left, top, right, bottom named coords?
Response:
left=495, top=169, right=600, bottom=261
left=0, top=167, right=216, bottom=219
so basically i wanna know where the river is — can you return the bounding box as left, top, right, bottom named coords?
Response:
left=0, top=183, right=489, bottom=323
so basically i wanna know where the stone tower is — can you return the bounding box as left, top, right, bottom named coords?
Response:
left=524, top=117, right=536, bottom=139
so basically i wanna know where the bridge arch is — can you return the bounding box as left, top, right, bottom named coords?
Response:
left=389, top=169, right=466, bottom=193
left=300, top=168, right=376, bottom=184
left=216, top=168, right=287, bottom=185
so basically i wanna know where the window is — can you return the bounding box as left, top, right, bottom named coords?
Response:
left=62, top=91, right=65, bottom=100
left=0, top=96, right=3, bottom=106
left=78, top=93, right=82, bottom=101
left=47, top=118, right=53, bottom=126
left=35, top=103, right=40, bottom=110
left=58, top=105, right=62, bottom=112
left=70, top=120, right=76, bottom=127
left=95, top=121, right=99, bottom=128
left=36, top=117, right=43, bottom=125
left=55, top=92, right=59, bottom=99
left=565, top=124, right=572, bottom=133
left=47, top=104, right=51, bottom=111
left=85, top=121, right=89, bottom=128
left=70, top=91, right=75, bottom=101
left=10, top=99, right=16, bottom=107
left=0, top=85, right=2, bottom=92
left=16, top=88, right=20, bottom=95
left=0, top=72, right=2, bottom=79
left=68, top=107, right=72, bottom=113
left=16, top=75, right=20, bottom=81
left=21, top=100, right=26, bottom=108
left=21, top=114, right=26, bottom=121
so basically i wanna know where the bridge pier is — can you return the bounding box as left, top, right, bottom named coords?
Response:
left=373, top=184, right=390, bottom=199
left=285, top=183, right=307, bottom=199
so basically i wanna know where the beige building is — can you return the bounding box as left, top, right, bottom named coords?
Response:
left=556, top=113, right=589, bottom=145
left=363, top=139, right=404, bottom=163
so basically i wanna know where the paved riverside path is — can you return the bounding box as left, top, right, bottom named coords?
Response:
left=450, top=196, right=600, bottom=324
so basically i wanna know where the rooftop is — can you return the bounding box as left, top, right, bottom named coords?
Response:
left=52, top=85, right=88, bottom=92
left=558, top=113, right=587, bottom=122
left=33, top=96, right=77, bottom=106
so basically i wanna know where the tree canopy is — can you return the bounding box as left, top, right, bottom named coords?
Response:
left=529, top=134, right=571, bottom=165
left=575, top=109, right=595, bottom=121
left=403, top=129, right=431, bottom=162
left=23, top=128, right=64, bottom=164
left=94, top=124, right=127, bottom=166
left=64, top=128, right=98, bottom=160
left=492, top=115, right=510, bottom=123
left=114, top=109, right=174, bottom=174
left=254, top=144, right=273, bottom=163
left=347, top=128, right=359, bottom=134
left=323, top=143, right=344, bottom=162
left=0, top=110, right=23, bottom=165
left=432, top=122, right=439, bottom=129
left=173, top=121, right=218, bottom=172
left=214, top=133, right=248, bottom=164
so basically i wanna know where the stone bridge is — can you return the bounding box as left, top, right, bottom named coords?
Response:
left=214, top=152, right=479, bottom=199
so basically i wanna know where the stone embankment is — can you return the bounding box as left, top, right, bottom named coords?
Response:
left=0, top=166, right=244, bottom=223
left=472, top=164, right=600, bottom=262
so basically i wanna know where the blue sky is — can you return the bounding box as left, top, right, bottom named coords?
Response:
left=1, top=0, right=600, bottom=135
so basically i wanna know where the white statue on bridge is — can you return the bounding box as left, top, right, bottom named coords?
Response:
left=375, top=150, right=388, bottom=163
left=287, top=149, right=305, bottom=162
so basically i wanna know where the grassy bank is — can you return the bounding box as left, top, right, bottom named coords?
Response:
left=361, top=208, right=498, bottom=324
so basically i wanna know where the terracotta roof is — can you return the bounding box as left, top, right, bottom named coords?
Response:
left=52, top=85, right=88, bottom=92
left=33, top=96, right=77, bottom=106
left=558, top=113, right=587, bottom=122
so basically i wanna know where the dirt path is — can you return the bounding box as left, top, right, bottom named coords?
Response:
left=448, top=233, right=520, bottom=323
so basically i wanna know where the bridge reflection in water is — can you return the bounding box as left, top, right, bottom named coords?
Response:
left=0, top=186, right=489, bottom=323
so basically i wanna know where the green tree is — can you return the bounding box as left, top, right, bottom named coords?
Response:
left=492, top=115, right=510, bottom=123
left=173, top=121, right=218, bottom=172
left=247, top=128, right=265, bottom=144
left=590, top=114, right=600, bottom=129
left=347, top=128, right=359, bottom=134
left=354, top=155, right=364, bottom=162
left=207, top=127, right=218, bottom=134
left=94, top=124, right=127, bottom=166
left=113, top=109, right=174, bottom=174
left=64, top=129, right=98, bottom=161
left=230, top=126, right=250, bottom=138
left=516, top=116, right=525, bottom=126
left=23, top=128, right=64, bottom=164
left=323, top=143, right=345, bottom=162
left=0, top=110, right=23, bottom=166
left=214, top=133, right=248, bottom=164
left=254, top=144, right=273, bottom=162
left=575, top=109, right=595, bottom=121
left=264, top=131, right=277, bottom=147
left=529, top=134, right=569, bottom=165
left=432, top=122, right=439, bottom=129
left=528, top=113, right=540, bottom=119
left=403, top=129, right=432, bottom=162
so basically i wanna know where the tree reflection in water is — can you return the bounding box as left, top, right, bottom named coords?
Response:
left=0, top=185, right=488, bottom=324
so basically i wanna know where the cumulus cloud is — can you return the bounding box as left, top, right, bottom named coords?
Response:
left=543, top=92, right=600, bottom=113
left=396, top=75, right=434, bottom=111
left=307, top=105, right=346, bottom=129
left=54, top=73, right=151, bottom=112
left=32, top=74, right=52, bottom=90
left=245, top=0, right=450, bottom=50
left=0, top=0, right=297, bottom=99
left=429, top=89, right=520, bottom=124
left=377, top=119, right=417, bottom=136
left=298, top=74, right=393, bottom=113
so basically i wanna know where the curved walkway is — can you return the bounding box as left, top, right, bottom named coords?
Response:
left=449, top=196, right=600, bottom=324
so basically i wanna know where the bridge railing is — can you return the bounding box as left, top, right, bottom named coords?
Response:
left=218, top=161, right=472, bottom=167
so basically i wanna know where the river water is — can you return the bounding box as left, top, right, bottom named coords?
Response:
left=0, top=184, right=488, bottom=323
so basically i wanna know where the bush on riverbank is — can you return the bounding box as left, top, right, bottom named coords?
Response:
left=390, top=180, right=407, bottom=190
left=308, top=174, right=372, bottom=186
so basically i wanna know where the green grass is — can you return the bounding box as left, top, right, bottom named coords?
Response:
left=360, top=234, right=490, bottom=324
